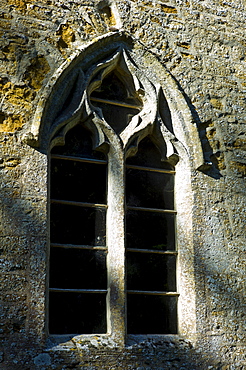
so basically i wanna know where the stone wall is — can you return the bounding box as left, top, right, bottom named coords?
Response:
left=0, top=0, right=245, bottom=369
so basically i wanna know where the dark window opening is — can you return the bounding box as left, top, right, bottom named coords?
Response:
left=126, top=136, right=177, bottom=334
left=49, top=76, right=178, bottom=336
left=49, top=292, right=106, bottom=334
left=90, top=71, right=142, bottom=134
left=127, top=295, right=177, bottom=334
left=49, top=123, right=107, bottom=335
left=51, top=124, right=106, bottom=160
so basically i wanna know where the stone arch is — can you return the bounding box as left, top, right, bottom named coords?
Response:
left=21, top=31, right=203, bottom=341
left=23, top=31, right=206, bottom=171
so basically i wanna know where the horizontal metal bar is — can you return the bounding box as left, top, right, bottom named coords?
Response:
left=49, top=288, right=107, bottom=294
left=127, top=290, right=179, bottom=296
left=49, top=334, right=109, bottom=338
left=51, top=154, right=107, bottom=165
left=51, top=243, right=107, bottom=251
left=90, top=97, right=142, bottom=110
left=127, top=206, right=176, bottom=214
left=126, top=164, right=175, bottom=174
left=126, top=248, right=177, bottom=255
left=50, top=199, right=107, bottom=209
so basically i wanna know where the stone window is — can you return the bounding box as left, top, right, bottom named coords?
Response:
left=48, top=63, right=178, bottom=338
left=25, top=33, right=205, bottom=343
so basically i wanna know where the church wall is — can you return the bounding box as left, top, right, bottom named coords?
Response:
left=0, top=1, right=245, bottom=369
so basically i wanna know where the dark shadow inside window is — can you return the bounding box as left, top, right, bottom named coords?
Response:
left=126, top=136, right=177, bottom=334
left=49, top=123, right=107, bottom=334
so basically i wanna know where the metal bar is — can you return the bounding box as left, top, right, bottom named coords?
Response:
left=127, top=290, right=179, bottom=296
left=50, top=199, right=107, bottom=209
left=50, top=243, right=107, bottom=251
left=49, top=334, right=109, bottom=338
left=126, top=248, right=177, bottom=255
left=127, top=206, right=176, bottom=214
left=49, top=288, right=107, bottom=294
left=126, top=164, right=175, bottom=174
left=90, top=97, right=142, bottom=110
left=51, top=154, right=107, bottom=165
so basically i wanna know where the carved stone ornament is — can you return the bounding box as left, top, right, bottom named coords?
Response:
left=23, top=31, right=206, bottom=170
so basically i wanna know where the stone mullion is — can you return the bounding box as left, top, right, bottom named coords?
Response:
left=106, top=144, right=126, bottom=347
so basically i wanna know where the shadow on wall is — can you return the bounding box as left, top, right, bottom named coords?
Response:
left=0, top=149, right=49, bottom=368
left=0, top=140, right=242, bottom=370
left=167, top=72, right=223, bottom=180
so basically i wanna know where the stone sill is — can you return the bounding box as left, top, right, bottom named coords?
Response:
left=46, top=334, right=192, bottom=352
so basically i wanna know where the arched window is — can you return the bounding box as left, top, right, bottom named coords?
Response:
left=25, top=33, right=205, bottom=343
left=48, top=65, right=178, bottom=336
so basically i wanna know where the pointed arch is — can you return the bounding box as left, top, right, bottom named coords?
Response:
left=23, top=31, right=206, bottom=170
left=23, top=31, right=203, bottom=342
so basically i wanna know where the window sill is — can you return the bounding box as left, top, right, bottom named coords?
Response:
left=46, top=333, right=190, bottom=352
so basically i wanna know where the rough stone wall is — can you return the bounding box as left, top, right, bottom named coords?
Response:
left=0, top=0, right=245, bottom=369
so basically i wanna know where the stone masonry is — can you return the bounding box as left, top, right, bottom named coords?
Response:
left=0, top=0, right=246, bottom=369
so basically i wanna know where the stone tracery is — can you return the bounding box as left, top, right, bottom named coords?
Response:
left=24, top=32, right=206, bottom=171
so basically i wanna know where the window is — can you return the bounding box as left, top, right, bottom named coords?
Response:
left=48, top=65, right=178, bottom=336
left=126, top=137, right=177, bottom=334
left=49, top=125, right=108, bottom=334
left=24, top=34, right=205, bottom=342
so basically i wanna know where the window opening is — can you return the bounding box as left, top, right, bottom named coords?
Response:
left=49, top=66, right=178, bottom=336
left=90, top=71, right=142, bottom=133
left=49, top=124, right=108, bottom=334
left=126, top=136, right=178, bottom=334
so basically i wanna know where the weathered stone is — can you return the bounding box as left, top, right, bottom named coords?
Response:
left=0, top=1, right=245, bottom=369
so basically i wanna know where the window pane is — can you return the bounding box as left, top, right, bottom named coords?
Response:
left=90, top=71, right=142, bottom=106
left=126, top=168, right=174, bottom=209
left=92, top=102, right=139, bottom=134
left=51, top=159, right=107, bottom=204
left=127, top=252, right=176, bottom=291
left=127, top=294, right=177, bottom=334
left=49, top=292, right=106, bottom=334
left=50, top=204, right=106, bottom=246
left=90, top=71, right=142, bottom=133
left=51, top=124, right=106, bottom=160
left=126, top=136, right=174, bottom=170
left=126, top=209, right=175, bottom=250
left=91, top=71, right=129, bottom=101
left=50, top=248, right=107, bottom=289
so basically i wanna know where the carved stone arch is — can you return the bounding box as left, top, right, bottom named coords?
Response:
left=23, top=31, right=206, bottom=170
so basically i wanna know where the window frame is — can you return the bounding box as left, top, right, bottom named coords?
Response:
left=24, top=33, right=205, bottom=346
left=48, top=97, right=179, bottom=342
